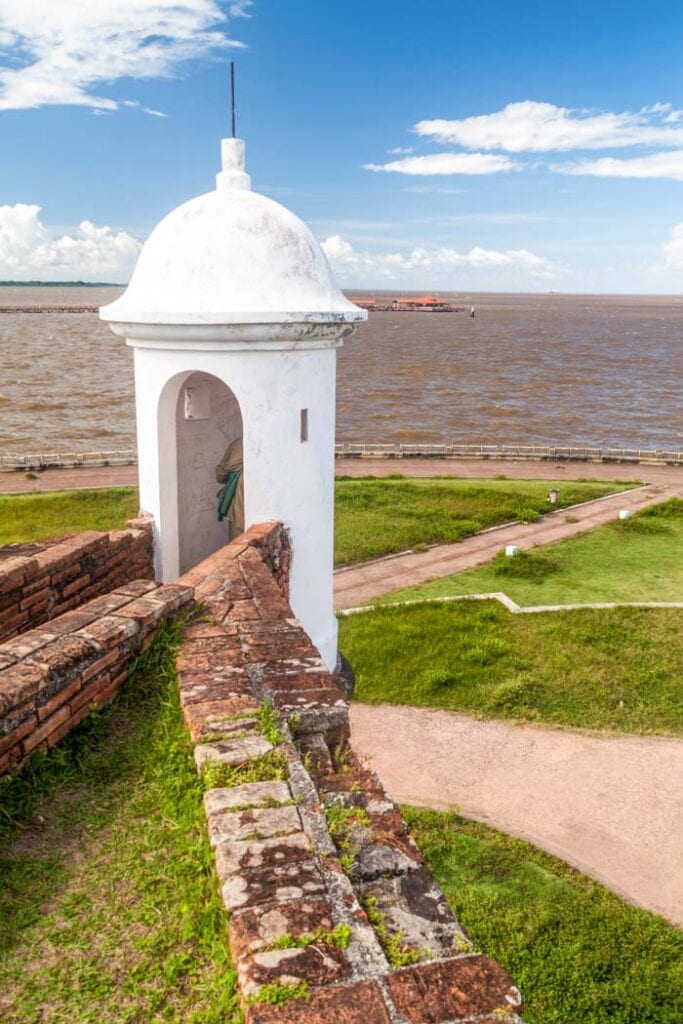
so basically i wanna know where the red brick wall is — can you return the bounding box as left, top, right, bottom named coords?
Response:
left=0, top=517, right=154, bottom=643
left=0, top=579, right=192, bottom=777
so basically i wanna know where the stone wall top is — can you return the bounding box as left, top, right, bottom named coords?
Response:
left=177, top=524, right=524, bottom=1022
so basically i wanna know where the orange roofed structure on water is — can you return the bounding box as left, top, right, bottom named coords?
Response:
left=349, top=295, right=465, bottom=312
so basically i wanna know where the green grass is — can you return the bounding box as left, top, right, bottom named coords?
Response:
left=0, top=487, right=139, bottom=545
left=0, top=478, right=628, bottom=563
left=382, top=498, right=683, bottom=606
left=334, top=477, right=629, bottom=565
left=0, top=619, right=240, bottom=1024
left=339, top=600, right=683, bottom=734
left=404, top=806, right=682, bottom=1024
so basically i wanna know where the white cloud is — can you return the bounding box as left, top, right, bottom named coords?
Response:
left=122, top=99, right=167, bottom=118
left=389, top=146, right=413, bottom=155
left=229, top=1, right=254, bottom=15
left=556, top=150, right=683, bottom=181
left=321, top=234, right=549, bottom=282
left=364, top=153, right=518, bottom=176
left=414, top=100, right=683, bottom=152
left=0, top=1, right=246, bottom=112
left=0, top=203, right=141, bottom=281
left=663, top=223, right=683, bottom=265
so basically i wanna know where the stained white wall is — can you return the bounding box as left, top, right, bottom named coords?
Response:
left=175, top=371, right=242, bottom=575
left=130, top=337, right=340, bottom=669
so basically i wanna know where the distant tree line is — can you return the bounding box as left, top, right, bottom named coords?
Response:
left=0, top=280, right=124, bottom=287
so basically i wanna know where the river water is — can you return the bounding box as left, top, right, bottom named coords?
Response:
left=0, top=287, right=681, bottom=455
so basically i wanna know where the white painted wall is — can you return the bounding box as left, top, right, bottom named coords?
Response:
left=128, top=335, right=340, bottom=668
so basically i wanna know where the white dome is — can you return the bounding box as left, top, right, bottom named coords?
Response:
left=101, top=140, right=364, bottom=326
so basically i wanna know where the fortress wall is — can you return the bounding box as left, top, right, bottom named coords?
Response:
left=177, top=523, right=524, bottom=1023
left=0, top=579, right=193, bottom=777
left=0, top=518, right=154, bottom=642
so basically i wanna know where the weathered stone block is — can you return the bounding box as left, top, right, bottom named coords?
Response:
left=351, top=833, right=423, bottom=883
left=244, top=979, right=392, bottom=1024
left=228, top=599, right=262, bottom=622
left=0, top=630, right=58, bottom=661
left=194, top=735, right=273, bottom=772
left=384, top=955, right=523, bottom=1023
left=182, top=696, right=260, bottom=741
left=215, top=831, right=312, bottom=880
left=229, top=897, right=335, bottom=958
left=31, top=635, right=99, bottom=693
left=221, top=859, right=326, bottom=911
left=114, top=579, right=159, bottom=597
left=0, top=556, right=35, bottom=595
left=318, top=769, right=385, bottom=798
left=75, top=614, right=140, bottom=650
left=206, top=804, right=301, bottom=847
left=204, top=780, right=291, bottom=815
left=238, top=942, right=351, bottom=997
left=0, top=661, right=48, bottom=717
left=0, top=650, right=19, bottom=670
left=358, top=867, right=469, bottom=961
left=183, top=622, right=233, bottom=641
left=180, top=675, right=254, bottom=705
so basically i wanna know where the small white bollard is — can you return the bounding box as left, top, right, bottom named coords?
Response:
left=505, top=545, right=519, bottom=557
left=618, top=509, right=632, bottom=521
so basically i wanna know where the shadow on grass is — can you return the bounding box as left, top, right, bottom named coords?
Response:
left=0, top=619, right=240, bottom=1023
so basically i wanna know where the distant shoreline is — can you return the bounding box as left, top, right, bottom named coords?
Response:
left=0, top=281, right=124, bottom=287
left=0, top=283, right=682, bottom=297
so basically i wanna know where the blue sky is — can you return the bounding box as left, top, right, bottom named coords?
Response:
left=1, top=0, right=683, bottom=291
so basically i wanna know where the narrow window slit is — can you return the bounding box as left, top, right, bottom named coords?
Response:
left=300, top=408, right=309, bottom=442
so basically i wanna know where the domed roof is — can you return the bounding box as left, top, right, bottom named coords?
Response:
left=101, top=139, right=364, bottom=326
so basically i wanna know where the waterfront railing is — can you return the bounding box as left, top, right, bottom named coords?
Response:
left=1, top=443, right=681, bottom=472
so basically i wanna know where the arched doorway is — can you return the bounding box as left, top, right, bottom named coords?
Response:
left=174, top=371, right=243, bottom=575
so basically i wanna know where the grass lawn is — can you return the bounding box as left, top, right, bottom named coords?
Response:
left=381, top=498, right=683, bottom=606
left=0, top=477, right=629, bottom=564
left=0, top=487, right=139, bottom=546
left=333, top=476, right=629, bottom=565
left=338, top=600, right=683, bottom=734
left=0, top=620, right=240, bottom=1024
left=405, top=806, right=682, bottom=1024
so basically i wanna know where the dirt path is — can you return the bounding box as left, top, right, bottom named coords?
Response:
left=350, top=703, right=683, bottom=925
left=334, top=481, right=681, bottom=609
left=1, top=456, right=681, bottom=494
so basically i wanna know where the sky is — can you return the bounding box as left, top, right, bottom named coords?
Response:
left=1, top=0, right=683, bottom=292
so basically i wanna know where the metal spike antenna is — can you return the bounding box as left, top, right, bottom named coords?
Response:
left=230, top=61, right=236, bottom=138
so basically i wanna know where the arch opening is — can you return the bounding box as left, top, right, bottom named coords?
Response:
left=172, top=371, right=243, bottom=576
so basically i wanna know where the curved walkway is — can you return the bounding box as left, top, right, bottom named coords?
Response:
left=340, top=591, right=683, bottom=616
left=334, top=481, right=680, bottom=609
left=350, top=702, right=683, bottom=925
left=2, top=454, right=681, bottom=494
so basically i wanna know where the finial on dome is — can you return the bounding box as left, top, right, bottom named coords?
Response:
left=216, top=62, right=251, bottom=190
left=216, top=138, right=251, bottom=190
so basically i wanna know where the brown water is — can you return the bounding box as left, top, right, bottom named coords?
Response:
left=0, top=287, right=681, bottom=455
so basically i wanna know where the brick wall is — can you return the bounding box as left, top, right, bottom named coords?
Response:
left=0, top=517, right=154, bottom=643
left=0, top=579, right=193, bottom=777
left=177, top=524, right=525, bottom=1023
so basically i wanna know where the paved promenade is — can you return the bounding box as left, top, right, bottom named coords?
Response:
left=334, top=480, right=680, bottom=609
left=1, top=455, right=681, bottom=493
left=349, top=703, right=683, bottom=924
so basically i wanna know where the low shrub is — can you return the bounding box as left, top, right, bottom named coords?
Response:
left=492, top=549, right=560, bottom=582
